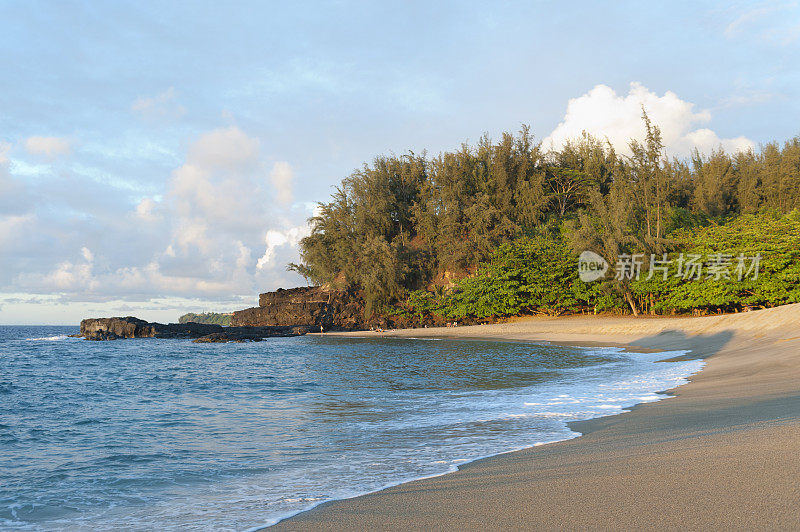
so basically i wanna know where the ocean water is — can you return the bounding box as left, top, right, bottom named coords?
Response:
left=0, top=325, right=704, bottom=531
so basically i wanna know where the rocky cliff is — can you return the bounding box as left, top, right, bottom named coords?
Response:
left=231, top=286, right=481, bottom=329
left=231, top=287, right=365, bottom=329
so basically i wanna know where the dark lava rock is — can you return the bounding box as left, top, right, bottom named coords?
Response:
left=231, top=286, right=364, bottom=329
left=230, top=286, right=486, bottom=330
left=80, top=317, right=223, bottom=340
left=79, top=316, right=307, bottom=343
left=193, top=326, right=308, bottom=343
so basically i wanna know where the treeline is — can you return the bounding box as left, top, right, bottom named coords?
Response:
left=178, top=312, right=232, bottom=326
left=291, top=114, right=800, bottom=318
left=394, top=212, right=800, bottom=320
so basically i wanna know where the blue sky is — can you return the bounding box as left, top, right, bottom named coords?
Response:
left=1, top=0, right=798, bottom=324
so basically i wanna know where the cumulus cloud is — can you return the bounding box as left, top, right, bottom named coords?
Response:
left=185, top=126, right=259, bottom=173
left=17, top=246, right=98, bottom=292
left=270, top=161, right=294, bottom=205
left=132, top=87, right=186, bottom=121
left=135, top=197, right=161, bottom=222
left=543, top=82, right=754, bottom=157
left=169, top=127, right=265, bottom=235
left=6, top=125, right=310, bottom=304
left=256, top=226, right=310, bottom=269
left=24, top=136, right=72, bottom=159
left=149, top=127, right=307, bottom=295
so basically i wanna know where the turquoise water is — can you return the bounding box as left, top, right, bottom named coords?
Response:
left=0, top=326, right=703, bottom=530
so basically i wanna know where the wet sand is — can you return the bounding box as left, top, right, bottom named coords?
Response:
left=272, top=305, right=800, bottom=530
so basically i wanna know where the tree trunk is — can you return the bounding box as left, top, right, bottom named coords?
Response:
left=624, top=289, right=639, bottom=316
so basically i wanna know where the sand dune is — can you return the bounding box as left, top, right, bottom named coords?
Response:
left=272, top=304, right=800, bottom=530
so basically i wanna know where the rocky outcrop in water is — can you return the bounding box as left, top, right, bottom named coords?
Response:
left=79, top=317, right=220, bottom=340
left=192, top=326, right=309, bottom=343
left=78, top=317, right=307, bottom=342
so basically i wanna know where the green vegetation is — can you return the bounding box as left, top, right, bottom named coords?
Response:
left=178, top=312, right=232, bottom=326
left=290, top=112, right=800, bottom=320
left=398, top=234, right=598, bottom=320
left=629, top=211, right=800, bottom=313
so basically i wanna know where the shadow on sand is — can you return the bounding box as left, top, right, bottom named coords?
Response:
left=627, top=329, right=735, bottom=361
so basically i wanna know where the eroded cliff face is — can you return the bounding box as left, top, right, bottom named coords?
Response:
left=230, top=286, right=486, bottom=329
left=231, top=287, right=365, bottom=329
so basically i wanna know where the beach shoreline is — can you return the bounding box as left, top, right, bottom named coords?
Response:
left=271, top=305, right=800, bottom=530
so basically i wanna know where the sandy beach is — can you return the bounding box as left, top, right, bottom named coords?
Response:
left=272, top=304, right=800, bottom=530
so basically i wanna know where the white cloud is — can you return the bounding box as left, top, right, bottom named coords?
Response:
left=171, top=218, right=212, bottom=254
left=132, top=87, right=186, bottom=121
left=724, top=6, right=773, bottom=37
left=19, top=247, right=98, bottom=292
left=0, top=214, right=35, bottom=247
left=113, top=261, right=234, bottom=297
left=24, top=136, right=72, bottom=158
left=0, top=141, right=10, bottom=166
left=0, top=142, right=32, bottom=217
left=256, top=226, right=310, bottom=269
left=720, top=89, right=776, bottom=108
left=6, top=125, right=310, bottom=304
left=683, top=129, right=753, bottom=155
left=169, top=127, right=264, bottom=233
left=270, top=161, right=294, bottom=205
left=235, top=241, right=253, bottom=270
left=122, top=126, right=305, bottom=296
left=543, top=82, right=754, bottom=157
left=135, top=197, right=161, bottom=222
left=186, top=126, right=259, bottom=173
left=722, top=3, right=800, bottom=45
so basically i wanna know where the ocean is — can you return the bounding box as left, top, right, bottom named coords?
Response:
left=0, top=325, right=703, bottom=530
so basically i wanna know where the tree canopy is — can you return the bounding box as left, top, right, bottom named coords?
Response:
left=290, top=115, right=800, bottom=319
